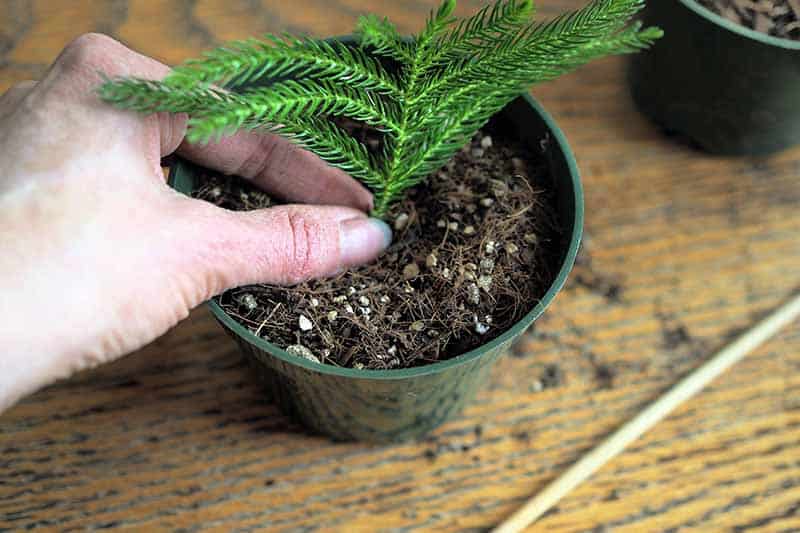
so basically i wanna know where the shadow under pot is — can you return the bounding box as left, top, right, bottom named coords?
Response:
left=169, top=92, right=582, bottom=442
left=628, top=0, right=800, bottom=156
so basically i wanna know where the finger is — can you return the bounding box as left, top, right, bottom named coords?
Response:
left=171, top=201, right=392, bottom=296
left=48, top=34, right=172, bottom=96
left=48, top=33, right=372, bottom=211
left=0, top=80, right=37, bottom=118
left=42, top=34, right=187, bottom=156
left=178, top=132, right=374, bottom=212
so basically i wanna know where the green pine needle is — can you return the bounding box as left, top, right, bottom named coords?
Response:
left=99, top=0, right=661, bottom=217
left=355, top=15, right=414, bottom=62
left=184, top=79, right=402, bottom=144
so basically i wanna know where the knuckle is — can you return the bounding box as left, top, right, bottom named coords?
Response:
left=59, top=33, right=122, bottom=73
left=281, top=208, right=322, bottom=285
left=156, top=111, right=188, bottom=155
left=235, top=134, right=280, bottom=178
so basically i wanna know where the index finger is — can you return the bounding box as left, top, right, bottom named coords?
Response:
left=177, top=130, right=373, bottom=212
left=49, top=33, right=373, bottom=212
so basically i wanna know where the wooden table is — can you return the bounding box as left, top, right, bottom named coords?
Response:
left=2, top=1, right=799, bottom=531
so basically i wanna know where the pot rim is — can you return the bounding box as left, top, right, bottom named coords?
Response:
left=679, top=0, right=800, bottom=50
left=189, top=92, right=583, bottom=381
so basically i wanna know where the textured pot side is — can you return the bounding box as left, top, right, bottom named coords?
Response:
left=169, top=94, right=582, bottom=442
left=629, top=0, right=800, bottom=155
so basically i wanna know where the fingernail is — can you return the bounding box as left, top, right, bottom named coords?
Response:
left=340, top=217, right=392, bottom=267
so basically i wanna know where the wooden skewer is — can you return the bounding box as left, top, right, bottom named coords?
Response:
left=492, top=292, right=800, bottom=533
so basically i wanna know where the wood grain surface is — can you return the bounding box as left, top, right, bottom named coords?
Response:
left=2, top=1, right=799, bottom=531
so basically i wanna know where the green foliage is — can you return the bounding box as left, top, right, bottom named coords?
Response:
left=100, top=0, right=661, bottom=217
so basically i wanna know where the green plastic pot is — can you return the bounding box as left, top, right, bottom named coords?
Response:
left=168, top=41, right=582, bottom=441
left=629, top=0, right=800, bottom=155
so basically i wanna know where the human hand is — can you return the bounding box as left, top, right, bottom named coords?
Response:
left=0, top=34, right=391, bottom=411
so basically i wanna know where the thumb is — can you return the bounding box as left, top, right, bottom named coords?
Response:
left=173, top=201, right=392, bottom=297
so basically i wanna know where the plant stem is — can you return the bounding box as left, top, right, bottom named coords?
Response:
left=372, top=194, right=392, bottom=218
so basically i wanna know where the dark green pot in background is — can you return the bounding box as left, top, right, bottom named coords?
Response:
left=169, top=95, right=582, bottom=443
left=629, top=0, right=800, bottom=155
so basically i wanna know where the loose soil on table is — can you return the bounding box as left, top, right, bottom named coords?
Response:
left=191, top=117, right=562, bottom=370
left=697, top=0, right=800, bottom=40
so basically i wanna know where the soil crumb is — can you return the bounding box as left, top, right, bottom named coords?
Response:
left=540, top=363, right=565, bottom=389
left=191, top=117, right=562, bottom=369
left=662, top=324, right=692, bottom=350
left=572, top=237, right=624, bottom=302
left=697, top=0, right=800, bottom=40
left=594, top=363, right=616, bottom=389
